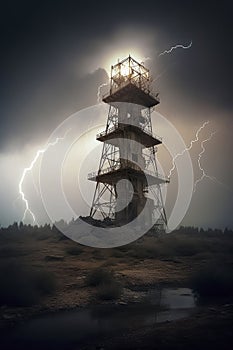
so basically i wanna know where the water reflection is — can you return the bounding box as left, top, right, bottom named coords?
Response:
left=2, top=288, right=196, bottom=350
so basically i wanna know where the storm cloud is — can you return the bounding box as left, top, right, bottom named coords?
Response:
left=0, top=0, right=232, bottom=228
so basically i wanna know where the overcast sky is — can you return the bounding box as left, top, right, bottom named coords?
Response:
left=0, top=0, right=232, bottom=228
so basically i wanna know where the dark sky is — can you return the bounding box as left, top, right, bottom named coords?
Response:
left=0, top=0, right=232, bottom=228
left=1, top=0, right=232, bottom=149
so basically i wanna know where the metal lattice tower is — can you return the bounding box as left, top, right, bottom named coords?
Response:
left=88, top=55, right=169, bottom=230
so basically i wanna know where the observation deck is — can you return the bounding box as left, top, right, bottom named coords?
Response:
left=103, top=55, right=160, bottom=108
left=88, top=162, right=169, bottom=186
left=103, top=82, right=159, bottom=108
left=96, top=123, right=162, bottom=148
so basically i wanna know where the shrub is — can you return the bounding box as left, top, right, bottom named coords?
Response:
left=91, top=249, right=106, bottom=260
left=96, top=282, right=123, bottom=300
left=110, top=249, right=125, bottom=258
left=191, top=263, right=233, bottom=298
left=86, top=268, right=122, bottom=300
left=0, top=246, right=26, bottom=258
left=168, top=237, right=205, bottom=256
left=34, top=269, right=57, bottom=296
left=65, top=246, right=83, bottom=256
left=0, top=260, right=57, bottom=307
left=126, top=235, right=207, bottom=259
left=86, top=268, right=114, bottom=287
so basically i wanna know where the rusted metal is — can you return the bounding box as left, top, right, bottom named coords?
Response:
left=89, top=56, right=168, bottom=230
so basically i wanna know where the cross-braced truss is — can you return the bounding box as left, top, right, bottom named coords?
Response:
left=89, top=55, right=168, bottom=230
left=90, top=104, right=167, bottom=228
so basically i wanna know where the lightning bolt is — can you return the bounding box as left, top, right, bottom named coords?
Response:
left=97, top=82, right=108, bottom=103
left=18, top=129, right=70, bottom=225
left=193, top=131, right=217, bottom=193
left=168, top=121, right=209, bottom=178
left=159, top=41, right=192, bottom=56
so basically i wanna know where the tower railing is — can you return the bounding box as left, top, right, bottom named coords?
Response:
left=110, top=55, right=151, bottom=94
left=88, top=162, right=169, bottom=183
left=102, top=78, right=160, bottom=102
left=96, top=123, right=162, bottom=143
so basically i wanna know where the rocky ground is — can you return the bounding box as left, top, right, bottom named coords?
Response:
left=0, top=229, right=232, bottom=349
left=79, top=303, right=233, bottom=350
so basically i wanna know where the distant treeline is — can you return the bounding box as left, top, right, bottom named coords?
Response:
left=0, top=221, right=232, bottom=237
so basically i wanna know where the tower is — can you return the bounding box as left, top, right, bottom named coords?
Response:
left=88, top=56, right=169, bottom=230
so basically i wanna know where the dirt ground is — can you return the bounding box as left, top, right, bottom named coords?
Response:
left=80, top=303, right=233, bottom=350
left=0, top=234, right=205, bottom=319
left=0, top=229, right=232, bottom=349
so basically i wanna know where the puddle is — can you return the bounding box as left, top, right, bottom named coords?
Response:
left=1, top=288, right=196, bottom=349
left=149, top=287, right=196, bottom=309
left=147, top=287, right=196, bottom=322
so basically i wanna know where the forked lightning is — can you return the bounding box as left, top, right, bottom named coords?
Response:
left=168, top=121, right=209, bottom=178
left=193, top=131, right=217, bottom=192
left=19, top=130, right=70, bottom=225
left=159, top=41, right=192, bottom=56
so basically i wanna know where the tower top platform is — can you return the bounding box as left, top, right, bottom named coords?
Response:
left=103, top=55, right=160, bottom=108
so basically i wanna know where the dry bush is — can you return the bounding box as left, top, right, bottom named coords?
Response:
left=0, top=260, right=57, bottom=307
